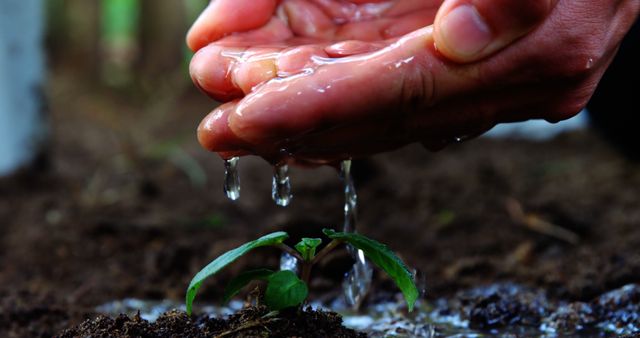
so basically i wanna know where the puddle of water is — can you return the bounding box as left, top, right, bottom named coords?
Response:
left=95, top=298, right=244, bottom=323
left=96, top=283, right=638, bottom=337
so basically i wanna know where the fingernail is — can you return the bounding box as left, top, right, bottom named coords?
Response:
left=439, top=4, right=492, bottom=58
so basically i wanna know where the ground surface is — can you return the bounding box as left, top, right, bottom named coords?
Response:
left=1, top=70, right=640, bottom=337
left=58, top=307, right=365, bottom=338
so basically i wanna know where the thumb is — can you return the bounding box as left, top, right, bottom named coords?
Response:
left=434, top=0, right=556, bottom=63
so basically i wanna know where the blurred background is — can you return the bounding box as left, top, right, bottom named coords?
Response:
left=0, top=1, right=638, bottom=337
left=2, top=0, right=214, bottom=178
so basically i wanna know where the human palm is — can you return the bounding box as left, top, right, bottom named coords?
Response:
left=189, top=0, right=639, bottom=164
left=188, top=0, right=453, bottom=163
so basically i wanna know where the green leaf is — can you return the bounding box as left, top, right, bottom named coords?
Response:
left=223, top=269, right=275, bottom=303
left=186, top=231, right=289, bottom=315
left=322, top=229, right=419, bottom=311
left=264, top=270, right=309, bottom=311
left=294, top=238, right=323, bottom=261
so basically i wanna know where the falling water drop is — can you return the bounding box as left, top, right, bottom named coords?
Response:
left=340, top=160, right=373, bottom=309
left=223, top=157, right=240, bottom=201
left=272, top=164, right=292, bottom=207
left=341, top=160, right=357, bottom=233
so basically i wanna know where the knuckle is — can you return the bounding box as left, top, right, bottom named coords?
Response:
left=403, top=64, right=436, bottom=112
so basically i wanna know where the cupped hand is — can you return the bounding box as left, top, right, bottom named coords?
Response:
left=189, top=0, right=639, bottom=164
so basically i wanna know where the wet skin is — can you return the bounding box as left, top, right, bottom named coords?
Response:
left=189, top=0, right=639, bottom=164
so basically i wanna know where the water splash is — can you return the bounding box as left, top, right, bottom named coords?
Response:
left=223, top=157, right=240, bottom=201
left=272, top=164, right=292, bottom=207
left=280, top=252, right=299, bottom=274
left=340, top=160, right=373, bottom=309
left=97, top=284, right=640, bottom=337
left=343, top=249, right=373, bottom=308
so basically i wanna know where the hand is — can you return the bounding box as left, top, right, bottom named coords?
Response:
left=189, top=0, right=639, bottom=164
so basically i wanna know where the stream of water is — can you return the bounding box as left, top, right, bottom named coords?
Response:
left=222, top=157, right=374, bottom=308
left=340, top=160, right=373, bottom=309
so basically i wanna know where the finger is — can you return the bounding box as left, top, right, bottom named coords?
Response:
left=227, top=27, right=440, bottom=146
left=283, top=0, right=337, bottom=39
left=334, top=8, right=437, bottom=40
left=191, top=43, right=330, bottom=101
left=385, top=0, right=443, bottom=17
left=190, top=45, right=247, bottom=101
left=310, top=0, right=394, bottom=23
left=191, top=46, right=281, bottom=99
left=199, top=102, right=285, bottom=160
left=187, top=0, right=278, bottom=51
left=380, top=9, right=439, bottom=38
left=433, top=0, right=556, bottom=63
left=213, top=17, right=293, bottom=45
left=198, top=101, right=249, bottom=152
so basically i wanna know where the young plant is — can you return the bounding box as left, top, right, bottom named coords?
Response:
left=186, top=229, right=419, bottom=315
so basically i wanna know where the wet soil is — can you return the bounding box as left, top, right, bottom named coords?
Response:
left=59, top=307, right=365, bottom=338
left=1, top=70, right=640, bottom=336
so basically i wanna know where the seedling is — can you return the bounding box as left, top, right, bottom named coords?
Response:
left=186, top=229, right=419, bottom=315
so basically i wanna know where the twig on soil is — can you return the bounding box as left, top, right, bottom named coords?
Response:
left=506, top=241, right=535, bottom=267
left=505, top=198, right=580, bottom=245
left=215, top=317, right=282, bottom=338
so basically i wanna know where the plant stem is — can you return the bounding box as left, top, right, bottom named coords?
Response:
left=276, top=243, right=303, bottom=261
left=277, top=240, right=341, bottom=289
left=300, top=261, right=312, bottom=285
left=310, top=239, right=341, bottom=266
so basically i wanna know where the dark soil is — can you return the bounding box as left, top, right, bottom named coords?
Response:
left=2, top=68, right=640, bottom=336
left=58, top=307, right=365, bottom=338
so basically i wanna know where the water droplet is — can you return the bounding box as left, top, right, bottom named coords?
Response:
left=272, top=164, right=292, bottom=207
left=223, top=157, right=240, bottom=201
left=454, top=135, right=472, bottom=143
left=280, top=252, right=299, bottom=274
left=586, top=57, right=594, bottom=69
left=413, top=268, right=428, bottom=298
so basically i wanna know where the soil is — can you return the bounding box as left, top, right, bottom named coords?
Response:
left=2, top=68, right=640, bottom=337
left=58, top=307, right=365, bottom=338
